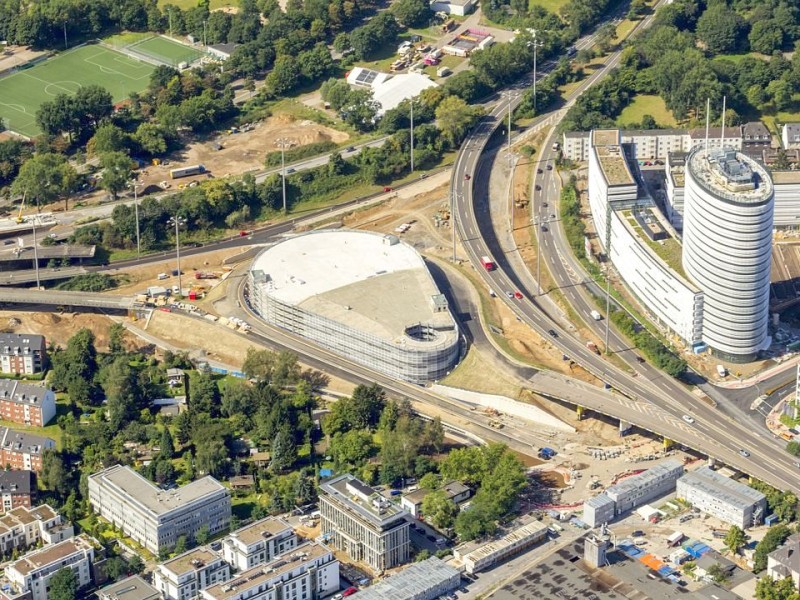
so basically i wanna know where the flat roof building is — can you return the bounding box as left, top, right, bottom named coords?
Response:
left=0, top=504, right=72, bottom=555
left=354, top=557, right=460, bottom=600
left=221, top=517, right=295, bottom=572
left=248, top=231, right=459, bottom=383
left=605, top=460, right=684, bottom=514
left=97, top=576, right=161, bottom=600
left=400, top=481, right=470, bottom=518
left=201, top=542, right=338, bottom=600
left=676, top=467, right=766, bottom=529
left=154, top=547, right=230, bottom=600
left=583, top=494, right=616, bottom=528
left=319, top=474, right=410, bottom=572
left=88, top=465, right=231, bottom=554
left=454, top=521, right=548, bottom=574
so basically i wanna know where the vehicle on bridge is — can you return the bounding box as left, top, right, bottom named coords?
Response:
left=587, top=341, right=601, bottom=355
left=480, top=256, right=495, bottom=271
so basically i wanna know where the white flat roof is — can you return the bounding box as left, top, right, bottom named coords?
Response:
left=250, top=230, right=456, bottom=346
left=373, top=74, right=438, bottom=115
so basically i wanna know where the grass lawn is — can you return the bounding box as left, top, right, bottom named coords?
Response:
left=0, top=45, right=153, bottom=137
left=422, top=54, right=465, bottom=80
left=529, top=0, right=569, bottom=12
left=232, top=492, right=261, bottom=520
left=617, top=94, right=678, bottom=127
left=762, top=99, right=800, bottom=133
left=0, top=401, right=71, bottom=449
left=714, top=52, right=770, bottom=64
left=127, top=36, right=205, bottom=66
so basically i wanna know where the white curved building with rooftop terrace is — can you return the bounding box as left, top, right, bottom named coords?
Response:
left=247, top=230, right=460, bottom=383
left=683, top=147, right=774, bottom=362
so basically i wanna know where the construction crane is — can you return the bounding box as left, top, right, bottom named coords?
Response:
left=15, top=191, right=25, bottom=224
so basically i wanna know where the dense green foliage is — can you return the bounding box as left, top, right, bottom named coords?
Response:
left=756, top=575, right=800, bottom=600
left=754, top=524, right=791, bottom=572
left=55, top=273, right=118, bottom=292
left=610, top=309, right=687, bottom=376
left=264, top=141, right=338, bottom=167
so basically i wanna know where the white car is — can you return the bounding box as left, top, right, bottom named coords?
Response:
left=682, top=415, right=695, bottom=424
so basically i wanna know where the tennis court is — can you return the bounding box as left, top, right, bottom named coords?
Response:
left=0, top=44, right=154, bottom=137
left=126, top=36, right=205, bottom=67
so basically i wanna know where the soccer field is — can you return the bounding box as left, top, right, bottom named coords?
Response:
left=127, top=36, right=205, bottom=66
left=0, top=45, right=154, bottom=137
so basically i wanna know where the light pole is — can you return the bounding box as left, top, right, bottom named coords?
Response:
left=167, top=215, right=186, bottom=297
left=409, top=99, right=415, bottom=173
left=31, top=218, right=40, bottom=289
left=275, top=138, right=295, bottom=213
left=129, top=179, right=141, bottom=259
left=529, top=33, right=544, bottom=113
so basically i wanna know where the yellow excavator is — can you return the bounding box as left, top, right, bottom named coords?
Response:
left=15, top=192, right=25, bottom=224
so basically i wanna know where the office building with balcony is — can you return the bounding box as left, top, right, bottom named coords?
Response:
left=0, top=504, right=73, bottom=555
left=87, top=465, right=231, bottom=554
left=319, top=475, right=410, bottom=572
left=221, top=517, right=295, bottom=572
left=154, top=548, right=230, bottom=600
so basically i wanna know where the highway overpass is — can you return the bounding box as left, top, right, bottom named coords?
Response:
left=0, top=288, right=134, bottom=310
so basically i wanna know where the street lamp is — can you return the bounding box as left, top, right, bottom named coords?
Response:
left=129, top=179, right=141, bottom=259
left=167, top=215, right=187, bottom=297
left=31, top=217, right=40, bottom=289
left=528, top=33, right=545, bottom=112
left=275, top=138, right=296, bottom=213
left=409, top=99, right=415, bottom=173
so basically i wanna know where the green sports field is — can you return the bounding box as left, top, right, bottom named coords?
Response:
left=0, top=45, right=154, bottom=137
left=127, top=36, right=205, bottom=66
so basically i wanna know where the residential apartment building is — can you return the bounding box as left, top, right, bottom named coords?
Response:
left=0, top=335, right=46, bottom=376
left=0, top=428, right=54, bottom=473
left=742, top=121, right=772, bottom=150
left=0, top=472, right=35, bottom=513
left=3, top=534, right=96, bottom=600
left=319, top=475, right=410, bottom=572
left=676, top=467, right=767, bottom=529
left=605, top=460, right=684, bottom=514
left=401, top=481, right=471, bottom=518
left=154, top=547, right=230, bottom=600
left=98, top=575, right=162, bottom=600
left=88, top=465, right=231, bottom=554
left=0, top=504, right=73, bottom=555
left=0, top=382, right=56, bottom=427
left=782, top=124, right=800, bottom=149
left=355, top=558, right=460, bottom=600
left=768, top=533, right=800, bottom=590
left=201, top=542, right=338, bottom=600
left=221, top=517, right=295, bottom=572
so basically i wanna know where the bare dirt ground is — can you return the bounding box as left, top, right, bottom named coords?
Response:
left=0, top=310, right=142, bottom=352
left=109, top=246, right=251, bottom=295
left=135, top=113, right=350, bottom=192
left=0, top=46, right=48, bottom=74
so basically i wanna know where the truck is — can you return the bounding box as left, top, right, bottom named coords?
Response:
left=552, top=142, right=560, bottom=152
left=480, top=256, right=496, bottom=271
left=666, top=531, right=684, bottom=547
left=170, top=164, right=206, bottom=179
left=587, top=341, right=601, bottom=355
left=716, top=364, right=728, bottom=377
left=590, top=310, right=602, bottom=321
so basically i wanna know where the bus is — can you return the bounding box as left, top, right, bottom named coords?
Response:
left=170, top=164, right=206, bottom=179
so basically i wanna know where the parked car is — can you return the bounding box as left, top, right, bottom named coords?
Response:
left=343, top=588, right=358, bottom=598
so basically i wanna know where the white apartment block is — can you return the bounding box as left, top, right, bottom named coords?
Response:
left=768, top=533, right=800, bottom=590
left=221, top=517, right=295, bottom=572
left=676, top=467, right=767, bottom=529
left=562, top=127, right=743, bottom=162
left=2, top=534, right=96, bottom=600
left=201, top=543, right=338, bottom=600
left=0, top=504, right=73, bottom=555
left=319, top=475, right=410, bottom=573
left=154, top=547, right=231, bottom=600
left=782, top=124, right=800, bottom=149
left=88, top=465, right=231, bottom=554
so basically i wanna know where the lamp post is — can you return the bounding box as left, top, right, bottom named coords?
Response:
left=31, top=217, right=40, bottom=289
left=129, top=180, right=141, bottom=259
left=530, top=34, right=544, bottom=112
left=167, top=215, right=187, bottom=297
left=275, top=138, right=295, bottom=213
left=409, top=99, right=415, bottom=173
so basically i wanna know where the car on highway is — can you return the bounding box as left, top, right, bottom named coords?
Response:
left=543, top=202, right=548, bottom=208
left=739, top=449, right=750, bottom=458
left=505, top=291, right=514, bottom=299
left=514, top=290, right=523, bottom=299
left=548, top=329, right=558, bottom=337
left=537, top=168, right=543, bottom=174
left=635, top=356, right=645, bottom=363
left=464, top=174, right=471, bottom=180
left=682, top=415, right=695, bottom=424
left=347, top=146, right=355, bottom=152
left=794, top=462, right=800, bottom=468
left=535, top=184, right=541, bottom=191
left=287, top=167, right=296, bottom=173
left=546, top=164, right=552, bottom=170
left=541, top=225, right=548, bottom=232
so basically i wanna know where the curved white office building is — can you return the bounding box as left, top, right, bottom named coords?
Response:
left=683, top=147, right=774, bottom=362
left=247, top=230, right=460, bottom=383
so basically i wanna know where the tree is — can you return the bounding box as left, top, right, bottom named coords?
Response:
left=109, top=323, right=126, bottom=355
left=174, top=535, right=188, bottom=555
left=454, top=500, right=497, bottom=541
left=41, top=450, right=71, bottom=498
left=134, top=123, right=169, bottom=156
left=271, top=428, right=297, bottom=472
left=696, top=4, right=747, bottom=54
left=12, top=153, right=77, bottom=211
left=103, top=557, right=127, bottom=580
left=391, top=0, right=429, bottom=27
left=595, top=22, right=617, bottom=53
left=99, top=152, right=133, bottom=201
left=49, top=568, right=78, bottom=600
left=329, top=430, right=374, bottom=470
left=128, top=555, right=144, bottom=575
left=754, top=524, right=791, bottom=572
left=787, top=441, right=800, bottom=457
left=706, top=563, right=729, bottom=584
left=724, top=525, right=746, bottom=555
left=755, top=575, right=800, bottom=600
left=435, top=96, right=483, bottom=148
left=102, top=356, right=141, bottom=430
left=88, top=123, right=129, bottom=155
left=196, top=438, right=227, bottom=477
left=267, top=55, right=300, bottom=95
left=160, top=428, right=175, bottom=459
left=421, top=490, right=459, bottom=529
left=749, top=21, right=784, bottom=56
left=190, top=371, right=220, bottom=415
left=195, top=524, right=210, bottom=545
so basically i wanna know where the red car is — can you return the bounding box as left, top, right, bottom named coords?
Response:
left=514, top=291, right=523, bottom=300
left=239, top=230, right=250, bottom=237
left=464, top=174, right=471, bottom=180
left=383, top=186, right=393, bottom=192
left=343, top=588, right=358, bottom=597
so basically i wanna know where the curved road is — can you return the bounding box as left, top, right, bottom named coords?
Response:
left=450, top=6, right=800, bottom=493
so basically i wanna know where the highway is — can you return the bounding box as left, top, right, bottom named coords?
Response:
left=450, top=5, right=800, bottom=493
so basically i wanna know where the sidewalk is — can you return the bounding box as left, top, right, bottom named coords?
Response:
left=714, top=354, right=800, bottom=389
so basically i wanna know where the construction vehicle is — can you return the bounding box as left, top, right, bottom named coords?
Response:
left=194, top=272, right=220, bottom=279
left=15, top=192, right=26, bottom=224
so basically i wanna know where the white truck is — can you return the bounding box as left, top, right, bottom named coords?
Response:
left=590, top=310, right=602, bottom=321
left=716, top=364, right=728, bottom=377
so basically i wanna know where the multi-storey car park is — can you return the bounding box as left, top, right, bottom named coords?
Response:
left=247, top=230, right=460, bottom=384
left=682, top=147, right=774, bottom=362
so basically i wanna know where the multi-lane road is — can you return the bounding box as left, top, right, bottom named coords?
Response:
left=450, top=7, right=800, bottom=493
